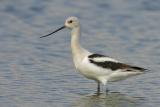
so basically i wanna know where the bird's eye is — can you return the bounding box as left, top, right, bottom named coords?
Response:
left=68, top=20, right=73, bottom=23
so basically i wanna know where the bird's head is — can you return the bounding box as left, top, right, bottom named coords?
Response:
left=65, top=16, right=80, bottom=29
left=40, top=16, right=79, bottom=38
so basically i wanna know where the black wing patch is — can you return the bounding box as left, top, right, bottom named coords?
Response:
left=89, top=59, right=146, bottom=71
left=130, top=66, right=146, bottom=71
left=88, top=54, right=106, bottom=58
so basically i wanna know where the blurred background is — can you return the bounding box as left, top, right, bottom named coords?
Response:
left=0, top=0, right=159, bottom=107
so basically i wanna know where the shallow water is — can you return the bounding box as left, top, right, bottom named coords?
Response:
left=0, top=0, right=160, bottom=107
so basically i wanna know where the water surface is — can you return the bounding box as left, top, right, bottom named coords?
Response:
left=0, top=0, right=160, bottom=107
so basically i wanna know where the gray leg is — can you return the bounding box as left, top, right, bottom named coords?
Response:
left=106, top=88, right=109, bottom=93
left=97, top=82, right=100, bottom=93
left=105, top=83, right=109, bottom=93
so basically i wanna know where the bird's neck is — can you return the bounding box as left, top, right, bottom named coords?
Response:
left=71, top=27, right=86, bottom=62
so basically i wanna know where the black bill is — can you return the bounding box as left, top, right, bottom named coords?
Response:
left=40, top=26, right=65, bottom=38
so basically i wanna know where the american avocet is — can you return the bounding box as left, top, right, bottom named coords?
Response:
left=40, top=16, right=147, bottom=93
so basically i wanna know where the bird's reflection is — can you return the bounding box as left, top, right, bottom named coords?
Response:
left=72, top=92, right=144, bottom=107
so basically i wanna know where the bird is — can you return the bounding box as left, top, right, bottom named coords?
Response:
left=40, top=16, right=147, bottom=93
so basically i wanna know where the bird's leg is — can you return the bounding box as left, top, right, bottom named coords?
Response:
left=97, top=82, right=100, bottom=94
left=105, top=83, right=109, bottom=94
left=106, top=88, right=109, bottom=93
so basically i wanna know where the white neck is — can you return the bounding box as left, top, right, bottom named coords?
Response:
left=71, top=26, right=88, bottom=62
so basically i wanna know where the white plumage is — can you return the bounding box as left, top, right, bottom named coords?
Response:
left=40, top=16, right=146, bottom=93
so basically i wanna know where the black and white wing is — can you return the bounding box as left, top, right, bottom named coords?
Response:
left=88, top=54, right=146, bottom=72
